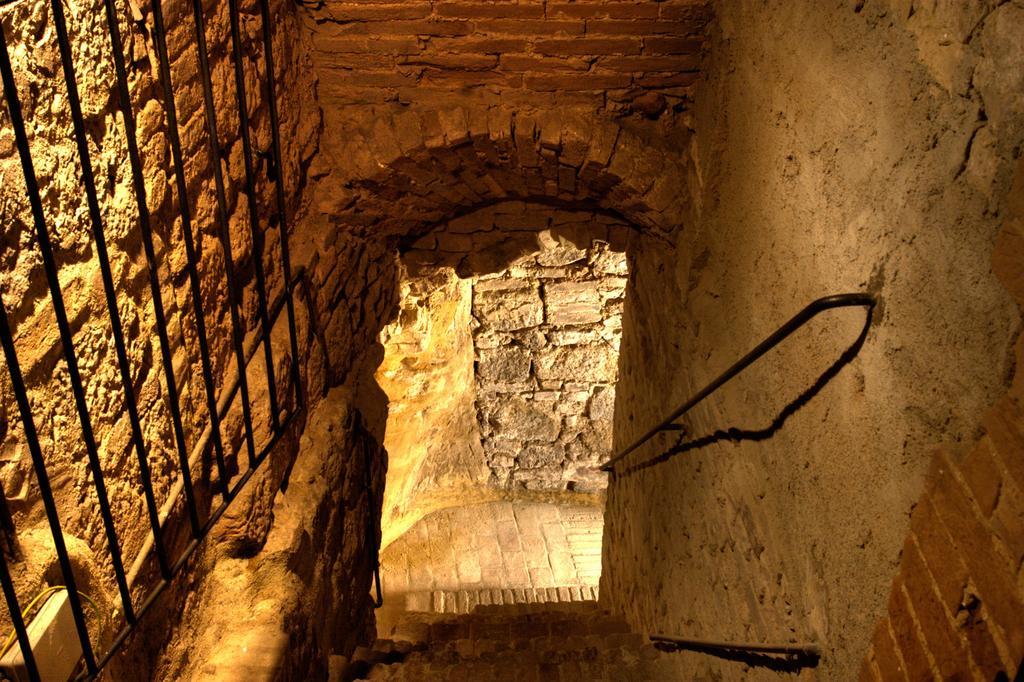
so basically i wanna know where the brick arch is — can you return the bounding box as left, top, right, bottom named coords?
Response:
left=314, top=106, right=695, bottom=240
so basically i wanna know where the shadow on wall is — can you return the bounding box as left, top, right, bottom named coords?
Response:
left=617, top=303, right=876, bottom=476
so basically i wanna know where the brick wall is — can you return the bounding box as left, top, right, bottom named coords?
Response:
left=307, top=0, right=709, bottom=112
left=860, top=159, right=1024, bottom=682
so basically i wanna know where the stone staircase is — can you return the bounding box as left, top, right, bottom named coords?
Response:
left=339, top=601, right=679, bottom=681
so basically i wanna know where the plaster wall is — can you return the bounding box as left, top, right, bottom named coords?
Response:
left=603, top=0, right=1023, bottom=678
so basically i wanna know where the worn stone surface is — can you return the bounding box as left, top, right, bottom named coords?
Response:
left=150, top=387, right=385, bottom=681
left=377, top=501, right=603, bottom=635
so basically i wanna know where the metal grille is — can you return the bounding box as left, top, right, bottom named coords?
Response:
left=0, top=0, right=302, bottom=674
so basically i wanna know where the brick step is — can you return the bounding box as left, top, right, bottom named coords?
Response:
left=347, top=602, right=679, bottom=681
left=360, top=646, right=678, bottom=681
left=387, top=608, right=630, bottom=646
left=419, top=583, right=599, bottom=614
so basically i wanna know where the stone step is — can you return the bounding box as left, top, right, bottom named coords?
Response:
left=355, top=601, right=677, bottom=681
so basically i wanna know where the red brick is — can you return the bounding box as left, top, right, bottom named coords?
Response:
left=911, top=497, right=969, bottom=613
left=871, top=620, right=907, bottom=681
left=524, top=73, right=633, bottom=91
left=499, top=54, right=589, bottom=72
left=548, top=3, right=659, bottom=20
left=660, top=1, right=714, bottom=23
left=900, top=538, right=975, bottom=679
left=321, top=3, right=432, bottom=20
left=435, top=2, right=545, bottom=19
left=982, top=397, right=1024, bottom=493
left=328, top=19, right=472, bottom=36
left=888, top=581, right=936, bottom=680
left=643, top=36, right=704, bottom=54
left=632, top=72, right=699, bottom=87
left=473, top=19, right=584, bottom=35
left=596, top=55, right=700, bottom=72
left=400, top=53, right=498, bottom=70
left=343, top=70, right=420, bottom=87
left=960, top=605, right=1011, bottom=680
left=419, top=70, right=522, bottom=88
left=960, top=438, right=1004, bottom=516
left=929, top=463, right=1024, bottom=659
left=430, top=37, right=529, bottom=53
left=535, top=38, right=642, bottom=56
left=313, top=36, right=421, bottom=54
left=585, top=19, right=705, bottom=36
left=991, top=476, right=1024, bottom=567
left=859, top=651, right=882, bottom=682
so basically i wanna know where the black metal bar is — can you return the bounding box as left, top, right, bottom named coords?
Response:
left=46, top=0, right=173, bottom=587
left=0, top=298, right=94, bottom=673
left=146, top=0, right=231, bottom=505
left=189, top=0, right=258, bottom=466
left=601, top=293, right=876, bottom=472
left=1, top=22, right=121, bottom=670
left=650, top=633, right=821, bottom=658
left=257, top=0, right=304, bottom=413
left=0, top=497, right=39, bottom=682
left=80, top=408, right=299, bottom=680
left=225, top=0, right=282, bottom=433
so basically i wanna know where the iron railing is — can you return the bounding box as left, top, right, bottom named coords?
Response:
left=601, top=293, right=877, bottom=473
left=0, top=0, right=302, bottom=675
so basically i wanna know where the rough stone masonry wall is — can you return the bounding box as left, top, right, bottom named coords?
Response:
left=375, top=202, right=629, bottom=547
left=470, top=228, right=626, bottom=494
left=0, top=0, right=373, bottom=676
left=603, top=1, right=1023, bottom=680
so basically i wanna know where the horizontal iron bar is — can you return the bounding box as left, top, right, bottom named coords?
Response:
left=650, top=633, right=821, bottom=658
left=601, top=293, right=876, bottom=472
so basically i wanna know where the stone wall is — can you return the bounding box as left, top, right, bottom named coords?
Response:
left=376, top=201, right=629, bottom=546
left=471, top=232, right=626, bottom=493
left=602, top=1, right=1023, bottom=679
left=0, top=0, right=366, bottom=675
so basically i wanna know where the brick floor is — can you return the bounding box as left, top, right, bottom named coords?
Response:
left=377, top=502, right=603, bottom=634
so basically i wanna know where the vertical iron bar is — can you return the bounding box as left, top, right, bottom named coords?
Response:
left=189, top=0, right=258, bottom=466
left=256, top=0, right=303, bottom=413
left=0, top=538, right=39, bottom=682
left=225, top=0, right=281, bottom=434
left=144, top=0, right=231, bottom=503
left=0, top=288, right=94, bottom=672
left=45, top=0, right=172, bottom=583
left=0, top=20, right=136, bottom=638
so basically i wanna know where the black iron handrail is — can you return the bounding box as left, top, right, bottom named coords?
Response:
left=651, top=633, right=820, bottom=660
left=601, top=293, right=876, bottom=473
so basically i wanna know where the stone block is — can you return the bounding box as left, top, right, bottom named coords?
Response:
left=535, top=345, right=616, bottom=383
left=544, top=281, right=603, bottom=326
left=492, top=399, right=561, bottom=443
left=478, top=346, right=532, bottom=383
left=474, top=279, right=544, bottom=331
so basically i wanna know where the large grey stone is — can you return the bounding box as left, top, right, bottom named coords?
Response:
left=474, top=279, right=543, bottom=331
left=535, top=345, right=617, bottom=384
left=544, top=281, right=603, bottom=326
left=491, top=398, right=561, bottom=443
left=478, top=346, right=532, bottom=383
